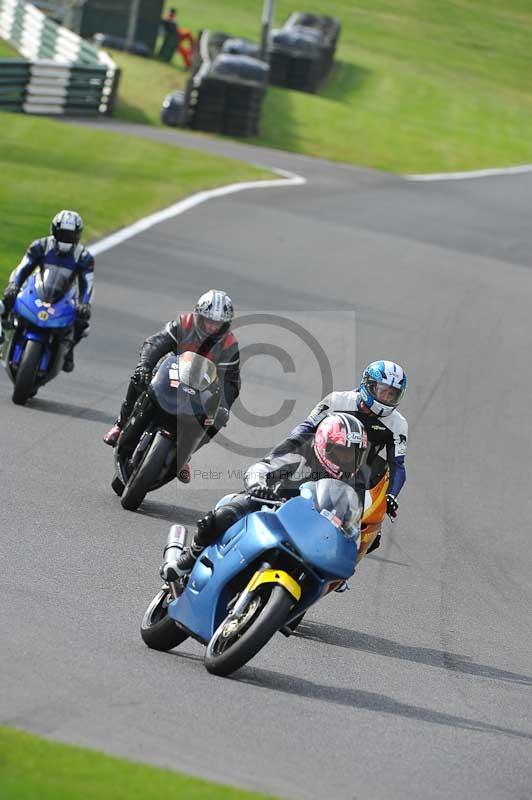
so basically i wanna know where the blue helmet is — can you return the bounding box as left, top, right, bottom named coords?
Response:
left=359, top=360, right=407, bottom=418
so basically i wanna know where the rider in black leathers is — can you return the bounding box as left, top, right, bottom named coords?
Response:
left=174, top=412, right=368, bottom=574
left=103, top=289, right=240, bottom=483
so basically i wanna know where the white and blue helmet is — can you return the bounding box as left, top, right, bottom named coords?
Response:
left=359, top=360, right=407, bottom=418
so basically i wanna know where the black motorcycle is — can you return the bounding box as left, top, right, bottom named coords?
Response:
left=113, top=351, right=220, bottom=511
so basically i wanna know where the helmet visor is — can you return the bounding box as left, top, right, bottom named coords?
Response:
left=326, top=443, right=360, bottom=473
left=368, top=380, right=404, bottom=407
left=195, top=313, right=226, bottom=337
left=202, top=318, right=224, bottom=335
left=54, top=229, right=80, bottom=245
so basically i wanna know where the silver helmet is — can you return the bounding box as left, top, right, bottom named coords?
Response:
left=51, top=210, right=83, bottom=254
left=194, top=289, right=234, bottom=338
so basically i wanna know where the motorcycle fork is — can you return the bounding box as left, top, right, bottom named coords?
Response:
left=231, top=563, right=303, bottom=619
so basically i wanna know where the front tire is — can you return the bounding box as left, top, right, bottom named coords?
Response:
left=204, top=584, right=294, bottom=677
left=121, top=433, right=174, bottom=511
left=12, top=340, right=43, bottom=405
left=141, top=588, right=189, bottom=651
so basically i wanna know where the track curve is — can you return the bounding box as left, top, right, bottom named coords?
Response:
left=2, top=123, right=532, bottom=800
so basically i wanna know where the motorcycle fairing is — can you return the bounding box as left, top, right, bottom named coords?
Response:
left=13, top=275, right=76, bottom=329
left=168, top=495, right=357, bottom=643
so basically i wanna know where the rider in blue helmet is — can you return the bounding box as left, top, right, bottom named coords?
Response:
left=267, top=360, right=409, bottom=554
left=359, top=360, right=407, bottom=419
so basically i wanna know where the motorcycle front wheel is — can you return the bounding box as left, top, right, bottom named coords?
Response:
left=204, top=584, right=294, bottom=677
left=12, top=340, right=42, bottom=405
left=121, top=432, right=174, bottom=511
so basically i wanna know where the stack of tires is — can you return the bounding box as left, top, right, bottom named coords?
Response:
left=162, top=31, right=269, bottom=137
left=268, top=12, right=341, bottom=93
left=188, top=54, right=268, bottom=136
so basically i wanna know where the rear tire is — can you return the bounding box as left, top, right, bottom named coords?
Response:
left=12, top=340, right=42, bottom=405
left=141, top=588, right=189, bottom=651
left=204, top=584, right=294, bottom=677
left=121, top=433, right=174, bottom=511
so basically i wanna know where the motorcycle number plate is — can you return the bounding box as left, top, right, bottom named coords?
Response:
left=169, top=368, right=179, bottom=381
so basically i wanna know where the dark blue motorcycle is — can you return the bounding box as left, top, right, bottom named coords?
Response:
left=1, top=267, right=77, bottom=405
left=141, top=478, right=361, bottom=676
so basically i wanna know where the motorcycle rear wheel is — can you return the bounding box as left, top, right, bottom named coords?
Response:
left=204, top=584, right=294, bottom=677
left=141, top=588, right=189, bottom=651
left=12, top=340, right=42, bottom=405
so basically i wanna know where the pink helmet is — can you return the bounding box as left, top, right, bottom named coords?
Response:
left=313, top=413, right=368, bottom=478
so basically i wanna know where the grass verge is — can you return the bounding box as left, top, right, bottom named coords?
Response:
left=109, top=48, right=187, bottom=126
left=0, top=726, right=279, bottom=800
left=0, top=112, right=272, bottom=285
left=4, top=4, right=532, bottom=171
left=0, top=36, right=18, bottom=57
left=153, top=0, right=532, bottom=172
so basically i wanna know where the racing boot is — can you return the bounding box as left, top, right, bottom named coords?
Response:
left=176, top=500, right=250, bottom=576
left=103, top=422, right=122, bottom=447
left=62, top=346, right=75, bottom=373
left=175, top=510, right=219, bottom=574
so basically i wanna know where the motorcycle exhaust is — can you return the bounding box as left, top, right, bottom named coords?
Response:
left=159, top=524, right=187, bottom=583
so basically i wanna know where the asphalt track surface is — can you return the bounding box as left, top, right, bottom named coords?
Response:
left=2, top=122, right=532, bottom=800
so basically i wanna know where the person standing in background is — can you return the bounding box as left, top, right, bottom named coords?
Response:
left=158, top=7, right=179, bottom=62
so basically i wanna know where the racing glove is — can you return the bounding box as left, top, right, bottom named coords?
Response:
left=133, top=364, right=152, bottom=387
left=2, top=283, right=18, bottom=313
left=248, top=484, right=279, bottom=501
left=214, top=405, right=230, bottom=428
left=76, top=303, right=92, bottom=321
left=386, top=494, right=399, bottom=520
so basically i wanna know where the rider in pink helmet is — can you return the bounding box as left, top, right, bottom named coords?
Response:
left=313, top=413, right=368, bottom=479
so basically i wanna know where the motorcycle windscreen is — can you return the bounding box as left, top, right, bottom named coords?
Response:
left=175, top=351, right=217, bottom=391
left=34, top=266, right=75, bottom=303
left=276, top=483, right=359, bottom=580
left=150, top=354, right=219, bottom=417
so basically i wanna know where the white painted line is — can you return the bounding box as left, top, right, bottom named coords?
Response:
left=405, top=163, right=532, bottom=182
left=90, top=168, right=306, bottom=256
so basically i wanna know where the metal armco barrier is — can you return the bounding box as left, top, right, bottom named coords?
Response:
left=0, top=0, right=120, bottom=115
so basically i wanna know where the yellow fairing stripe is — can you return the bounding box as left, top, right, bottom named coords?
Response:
left=245, top=569, right=302, bottom=601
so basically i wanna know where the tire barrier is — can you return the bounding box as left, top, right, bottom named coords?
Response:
left=269, top=12, right=341, bottom=93
left=0, top=59, right=30, bottom=111
left=163, top=30, right=269, bottom=137
left=161, top=88, right=185, bottom=127
left=221, top=37, right=261, bottom=59
left=0, top=0, right=120, bottom=115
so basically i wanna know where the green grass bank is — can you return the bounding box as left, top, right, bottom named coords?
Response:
left=0, top=36, right=17, bottom=57
left=152, top=0, right=532, bottom=172
left=3, top=2, right=532, bottom=172
left=0, top=112, right=271, bottom=285
left=0, top=726, right=279, bottom=800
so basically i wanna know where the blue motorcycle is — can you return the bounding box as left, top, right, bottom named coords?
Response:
left=141, top=478, right=361, bottom=676
left=1, top=267, right=77, bottom=405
